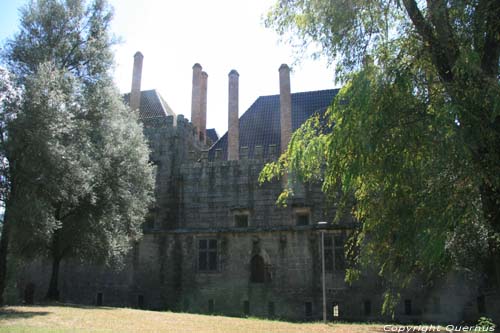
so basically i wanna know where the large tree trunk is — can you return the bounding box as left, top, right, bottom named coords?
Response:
left=45, top=229, right=62, bottom=301
left=45, top=255, right=61, bottom=301
left=481, top=182, right=500, bottom=287
left=0, top=209, right=10, bottom=305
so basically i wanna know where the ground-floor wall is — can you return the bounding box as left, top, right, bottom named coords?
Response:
left=14, top=228, right=500, bottom=324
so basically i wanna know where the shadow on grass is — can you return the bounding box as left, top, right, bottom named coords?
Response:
left=0, top=308, right=50, bottom=320
left=24, top=301, right=117, bottom=311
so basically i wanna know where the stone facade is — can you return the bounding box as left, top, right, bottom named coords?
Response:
left=15, top=54, right=500, bottom=325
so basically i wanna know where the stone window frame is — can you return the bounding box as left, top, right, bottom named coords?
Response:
left=333, top=233, right=346, bottom=271
left=232, top=209, right=251, bottom=228
left=323, top=232, right=346, bottom=272
left=197, top=238, right=219, bottom=273
left=294, top=207, right=311, bottom=226
left=304, top=301, right=313, bottom=318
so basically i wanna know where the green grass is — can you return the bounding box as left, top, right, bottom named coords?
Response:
left=0, top=304, right=388, bottom=332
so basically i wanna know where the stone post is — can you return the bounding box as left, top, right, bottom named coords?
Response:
left=130, top=51, right=143, bottom=112
left=191, top=63, right=202, bottom=135
left=200, top=71, right=208, bottom=142
left=279, top=64, right=292, bottom=153
left=228, top=69, right=239, bottom=160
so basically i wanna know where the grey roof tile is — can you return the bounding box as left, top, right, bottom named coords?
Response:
left=123, top=89, right=176, bottom=127
left=206, top=128, right=219, bottom=144
left=208, top=89, right=339, bottom=160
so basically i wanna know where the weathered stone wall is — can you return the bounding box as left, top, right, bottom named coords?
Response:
left=14, top=111, right=500, bottom=325
left=179, top=158, right=346, bottom=230
left=172, top=228, right=348, bottom=320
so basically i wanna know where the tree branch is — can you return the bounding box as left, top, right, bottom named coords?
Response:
left=479, top=0, right=500, bottom=77
left=427, top=0, right=458, bottom=70
left=402, top=0, right=455, bottom=83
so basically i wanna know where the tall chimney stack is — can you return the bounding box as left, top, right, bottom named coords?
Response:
left=199, top=71, right=208, bottom=142
left=228, top=69, right=239, bottom=160
left=191, top=63, right=202, bottom=137
left=279, top=64, right=292, bottom=153
left=130, top=51, right=144, bottom=112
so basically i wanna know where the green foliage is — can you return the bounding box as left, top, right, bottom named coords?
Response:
left=264, top=0, right=500, bottom=314
left=0, top=67, right=21, bottom=207
left=5, top=0, right=115, bottom=82
left=476, top=317, right=496, bottom=331
left=0, top=0, right=154, bottom=294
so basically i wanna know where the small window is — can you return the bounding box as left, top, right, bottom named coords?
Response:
left=305, top=302, right=313, bottom=318
left=332, top=303, right=340, bottom=318
left=208, top=299, right=215, bottom=314
left=198, top=239, right=218, bottom=271
left=250, top=255, right=266, bottom=283
left=214, top=148, right=222, bottom=159
left=268, top=302, right=275, bottom=317
left=243, top=300, right=250, bottom=316
left=404, top=299, right=412, bottom=315
left=364, top=300, right=371, bottom=316
left=477, top=295, right=486, bottom=314
left=235, top=214, right=248, bottom=227
left=137, top=295, right=144, bottom=309
left=96, top=292, right=103, bottom=306
left=296, top=212, right=310, bottom=226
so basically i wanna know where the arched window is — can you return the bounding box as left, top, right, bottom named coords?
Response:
left=250, top=255, right=266, bottom=283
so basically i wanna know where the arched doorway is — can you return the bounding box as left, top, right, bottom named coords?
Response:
left=250, top=255, right=266, bottom=283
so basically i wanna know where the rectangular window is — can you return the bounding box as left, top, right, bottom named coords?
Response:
left=404, top=299, right=412, bottom=315
left=235, top=214, right=249, bottom=227
left=305, top=301, right=313, bottom=318
left=96, top=292, right=103, bottom=306
left=332, top=303, right=340, bottom=318
left=198, top=239, right=218, bottom=271
left=243, top=300, right=250, bottom=316
left=364, top=300, right=371, bottom=316
left=268, top=302, right=275, bottom=317
left=324, top=235, right=334, bottom=272
left=334, top=234, right=346, bottom=271
left=296, top=212, right=310, bottom=226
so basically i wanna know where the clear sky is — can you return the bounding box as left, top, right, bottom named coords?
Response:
left=0, top=0, right=337, bottom=136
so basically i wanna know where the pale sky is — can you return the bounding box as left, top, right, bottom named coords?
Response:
left=0, top=0, right=337, bottom=136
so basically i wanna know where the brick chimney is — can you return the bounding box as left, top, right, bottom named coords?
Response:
left=191, top=63, right=202, bottom=135
left=228, top=69, right=239, bottom=160
left=199, top=71, right=208, bottom=142
left=279, top=64, right=292, bottom=153
left=130, top=51, right=143, bottom=112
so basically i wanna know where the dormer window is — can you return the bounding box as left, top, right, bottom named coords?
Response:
left=294, top=207, right=311, bottom=226
left=233, top=209, right=250, bottom=227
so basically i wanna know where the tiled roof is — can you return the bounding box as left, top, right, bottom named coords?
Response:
left=206, top=128, right=219, bottom=144
left=123, top=89, right=176, bottom=127
left=208, top=89, right=339, bottom=160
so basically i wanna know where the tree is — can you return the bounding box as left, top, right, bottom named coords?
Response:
left=263, top=0, right=500, bottom=312
left=0, top=67, right=21, bottom=305
left=0, top=0, right=154, bottom=302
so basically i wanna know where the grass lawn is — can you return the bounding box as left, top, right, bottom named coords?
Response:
left=0, top=304, right=387, bottom=332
